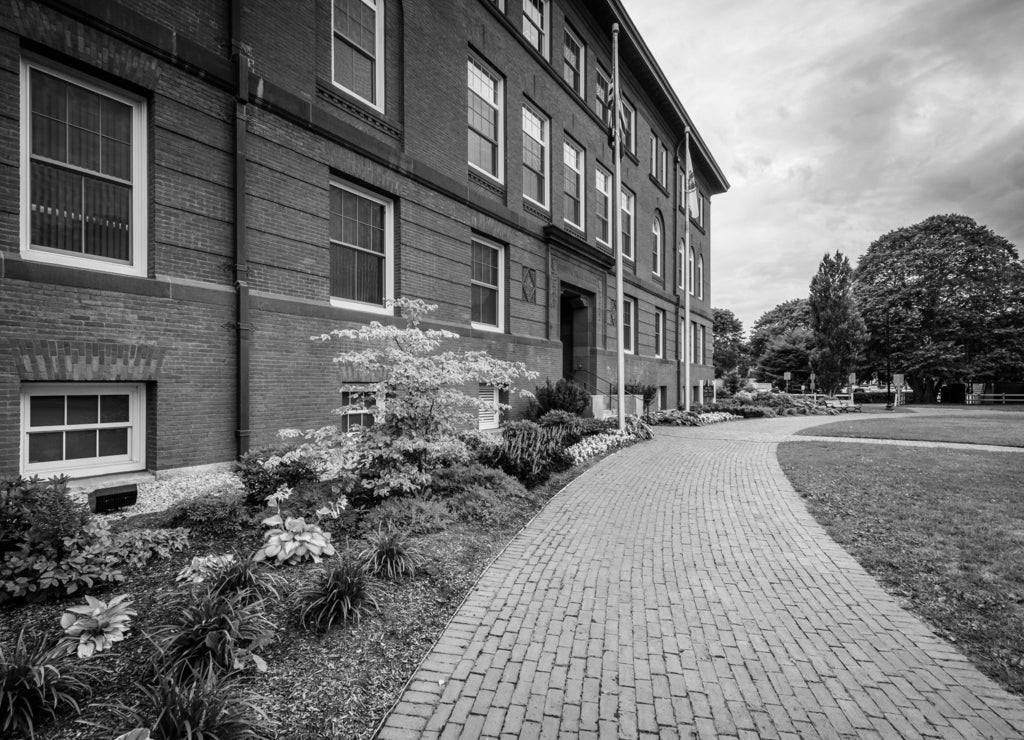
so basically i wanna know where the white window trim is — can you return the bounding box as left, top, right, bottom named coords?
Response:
left=651, top=217, right=663, bottom=277
left=596, top=165, right=611, bottom=246
left=563, top=138, right=585, bottom=231
left=621, top=186, right=634, bottom=261
left=20, top=57, right=148, bottom=278
left=689, top=248, right=696, bottom=295
left=622, top=99, right=636, bottom=154
left=697, top=255, right=705, bottom=300
left=470, top=237, right=505, bottom=333
left=659, top=144, right=668, bottom=188
left=522, top=104, right=549, bottom=210
left=330, top=0, right=385, bottom=113
left=329, top=179, right=395, bottom=315
left=699, top=324, right=707, bottom=365
left=523, top=0, right=550, bottom=60
left=623, top=296, right=635, bottom=354
left=468, top=55, right=505, bottom=184
left=20, top=383, right=146, bottom=478
left=596, top=66, right=612, bottom=126
left=649, top=133, right=658, bottom=178
left=478, top=384, right=500, bottom=430
left=678, top=240, right=685, bottom=290
left=563, top=26, right=585, bottom=97
left=654, top=309, right=665, bottom=358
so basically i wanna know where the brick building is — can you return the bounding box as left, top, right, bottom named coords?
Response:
left=0, top=0, right=728, bottom=482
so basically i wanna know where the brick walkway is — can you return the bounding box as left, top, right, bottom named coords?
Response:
left=376, top=416, right=1024, bottom=739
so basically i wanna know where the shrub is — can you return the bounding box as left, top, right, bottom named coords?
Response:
left=1, top=476, right=86, bottom=554
left=298, top=560, right=380, bottom=632
left=533, top=378, right=591, bottom=416
left=111, top=529, right=189, bottom=569
left=1, top=630, right=89, bottom=738
left=458, top=430, right=502, bottom=465
left=237, top=445, right=324, bottom=507
left=358, top=528, right=422, bottom=579
left=447, top=487, right=521, bottom=527
left=149, top=589, right=275, bottom=679
left=109, top=668, right=273, bottom=740
left=359, top=497, right=454, bottom=535
left=162, top=493, right=256, bottom=535
left=425, top=462, right=531, bottom=525
left=57, top=594, right=136, bottom=660
left=427, top=463, right=526, bottom=499
left=490, top=420, right=574, bottom=488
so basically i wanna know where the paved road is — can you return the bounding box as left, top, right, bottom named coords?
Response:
left=376, top=414, right=1024, bottom=739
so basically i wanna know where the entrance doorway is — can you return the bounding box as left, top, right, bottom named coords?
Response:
left=559, top=286, right=593, bottom=388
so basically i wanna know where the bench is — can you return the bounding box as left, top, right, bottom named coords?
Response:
left=821, top=398, right=862, bottom=413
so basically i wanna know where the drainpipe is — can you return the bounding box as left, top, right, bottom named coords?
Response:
left=232, top=1, right=252, bottom=456
left=673, top=139, right=683, bottom=408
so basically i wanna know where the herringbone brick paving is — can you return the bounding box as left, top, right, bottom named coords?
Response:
left=377, top=414, right=1024, bottom=739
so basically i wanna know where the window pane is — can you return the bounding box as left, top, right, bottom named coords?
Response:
left=334, top=39, right=376, bottom=102
left=98, top=428, right=128, bottom=457
left=84, top=177, right=131, bottom=262
left=65, top=430, right=97, bottom=459
left=30, top=396, right=65, bottom=427
left=101, top=394, right=130, bottom=423
left=28, top=432, right=64, bottom=463
left=31, top=71, right=69, bottom=163
left=67, top=395, right=99, bottom=425
left=31, top=162, right=84, bottom=253
left=472, top=284, right=498, bottom=325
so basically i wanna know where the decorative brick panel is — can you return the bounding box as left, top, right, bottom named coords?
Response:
left=13, top=340, right=166, bottom=382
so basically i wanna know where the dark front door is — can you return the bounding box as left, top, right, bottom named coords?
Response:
left=559, top=288, right=592, bottom=387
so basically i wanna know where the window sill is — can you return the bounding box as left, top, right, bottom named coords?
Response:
left=471, top=322, right=505, bottom=334
left=330, top=297, right=393, bottom=316
left=20, top=248, right=146, bottom=278
left=648, top=173, right=670, bottom=196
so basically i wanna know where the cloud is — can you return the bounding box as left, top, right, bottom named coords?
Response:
left=625, top=0, right=1024, bottom=331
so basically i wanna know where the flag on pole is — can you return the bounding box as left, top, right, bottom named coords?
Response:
left=684, top=136, right=697, bottom=211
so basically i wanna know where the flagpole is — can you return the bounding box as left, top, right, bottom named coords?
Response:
left=612, top=23, right=625, bottom=431
left=683, top=127, right=692, bottom=412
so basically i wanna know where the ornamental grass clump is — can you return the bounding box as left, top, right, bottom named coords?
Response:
left=1, top=629, right=89, bottom=739
left=358, top=527, right=422, bottom=579
left=148, top=589, right=275, bottom=679
left=56, top=594, right=136, bottom=660
left=298, top=559, right=380, bottom=632
left=107, top=667, right=274, bottom=740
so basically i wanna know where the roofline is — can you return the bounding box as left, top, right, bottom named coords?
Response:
left=608, top=0, right=730, bottom=195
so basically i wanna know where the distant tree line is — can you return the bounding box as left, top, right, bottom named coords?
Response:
left=712, top=214, right=1024, bottom=402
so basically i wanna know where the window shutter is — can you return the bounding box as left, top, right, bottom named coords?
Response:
left=478, top=386, right=499, bottom=430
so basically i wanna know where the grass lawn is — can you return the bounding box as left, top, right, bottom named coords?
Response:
left=0, top=453, right=619, bottom=740
left=798, top=409, right=1024, bottom=447
left=778, top=441, right=1024, bottom=695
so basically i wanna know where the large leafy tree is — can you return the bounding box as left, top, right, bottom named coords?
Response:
left=756, top=328, right=814, bottom=388
left=855, top=215, right=1024, bottom=403
left=748, top=299, right=811, bottom=360
left=808, top=251, right=865, bottom=395
left=712, top=307, right=749, bottom=379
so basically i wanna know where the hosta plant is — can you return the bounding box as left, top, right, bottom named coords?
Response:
left=57, top=594, right=136, bottom=659
left=175, top=554, right=237, bottom=585
left=253, top=515, right=336, bottom=565
left=206, top=552, right=284, bottom=603
left=1, top=629, right=89, bottom=738
left=298, top=560, right=380, bottom=632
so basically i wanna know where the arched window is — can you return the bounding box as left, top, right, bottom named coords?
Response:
left=688, top=248, right=696, bottom=295
left=697, top=254, right=704, bottom=299
left=651, top=214, right=663, bottom=277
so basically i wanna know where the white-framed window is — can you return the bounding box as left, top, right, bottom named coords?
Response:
left=691, top=320, right=699, bottom=364
left=522, top=0, right=549, bottom=59
left=329, top=180, right=394, bottom=314
left=693, top=191, right=706, bottom=228
left=478, top=385, right=500, bottom=430
left=651, top=214, right=663, bottom=277
left=654, top=309, right=665, bottom=358
left=621, top=99, right=636, bottom=154
left=471, top=237, right=504, bottom=331
left=689, top=248, right=696, bottom=295
left=20, top=383, right=146, bottom=478
left=697, top=254, right=705, bottom=299
left=468, top=56, right=504, bottom=183
left=562, top=26, right=585, bottom=97
left=331, top=0, right=385, bottom=111
left=595, top=165, right=611, bottom=245
left=678, top=239, right=685, bottom=289
left=659, top=143, right=668, bottom=187
left=622, top=296, right=635, bottom=354
left=339, top=383, right=378, bottom=433
left=699, top=324, right=707, bottom=364
left=620, top=186, right=634, bottom=260
left=649, top=133, right=657, bottom=178
left=563, top=138, right=584, bottom=230
left=522, top=104, right=549, bottom=209
left=20, top=58, right=147, bottom=277
left=595, top=66, right=612, bottom=127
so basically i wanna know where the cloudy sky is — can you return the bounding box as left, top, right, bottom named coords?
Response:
left=625, top=0, right=1024, bottom=332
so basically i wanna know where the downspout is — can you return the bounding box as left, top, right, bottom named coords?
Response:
left=232, top=0, right=252, bottom=457
left=673, top=140, right=683, bottom=408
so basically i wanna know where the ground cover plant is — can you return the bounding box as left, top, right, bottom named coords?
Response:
left=796, top=409, right=1024, bottom=447
left=778, top=440, right=1024, bottom=696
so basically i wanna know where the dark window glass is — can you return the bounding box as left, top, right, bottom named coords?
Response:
left=98, top=428, right=128, bottom=457
left=66, top=395, right=98, bottom=425
left=30, top=396, right=65, bottom=427
left=65, top=430, right=97, bottom=459
left=28, top=432, right=63, bottom=463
